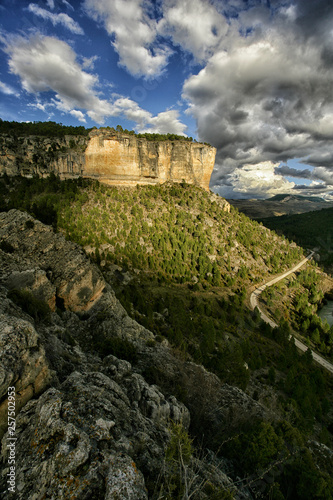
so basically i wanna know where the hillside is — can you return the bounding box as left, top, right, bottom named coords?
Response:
left=1, top=175, right=333, bottom=499
left=260, top=207, right=333, bottom=272
left=228, top=194, right=333, bottom=219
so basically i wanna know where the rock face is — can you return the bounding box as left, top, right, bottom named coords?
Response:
left=0, top=130, right=216, bottom=190
left=0, top=297, right=53, bottom=439
left=0, top=210, right=105, bottom=312
left=84, top=130, right=216, bottom=190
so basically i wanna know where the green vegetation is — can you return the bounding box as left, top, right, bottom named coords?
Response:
left=0, top=175, right=303, bottom=285
left=260, top=267, right=333, bottom=358
left=157, top=422, right=194, bottom=499
left=0, top=119, right=90, bottom=137
left=1, top=173, right=332, bottom=499
left=7, top=289, right=50, bottom=322
left=93, top=330, right=138, bottom=363
left=105, top=123, right=195, bottom=142
left=0, top=173, right=88, bottom=229
left=0, top=119, right=197, bottom=143
left=260, top=207, right=333, bottom=271
left=155, top=422, right=234, bottom=499
left=56, top=181, right=302, bottom=285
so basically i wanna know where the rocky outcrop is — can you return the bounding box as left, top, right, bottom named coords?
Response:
left=84, top=130, right=215, bottom=190
left=0, top=129, right=216, bottom=190
left=0, top=292, right=53, bottom=439
left=1, top=366, right=189, bottom=500
left=0, top=210, right=105, bottom=312
left=0, top=210, right=266, bottom=498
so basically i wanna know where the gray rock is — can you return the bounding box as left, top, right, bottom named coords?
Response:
left=0, top=210, right=105, bottom=312
left=0, top=312, right=53, bottom=439
left=105, top=454, right=148, bottom=500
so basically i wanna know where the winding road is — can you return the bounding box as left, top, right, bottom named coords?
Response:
left=250, top=252, right=333, bottom=374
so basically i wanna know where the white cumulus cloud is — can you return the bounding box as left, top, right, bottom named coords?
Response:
left=0, top=80, right=19, bottom=97
left=84, top=0, right=171, bottom=78
left=159, top=0, right=228, bottom=62
left=3, top=34, right=110, bottom=123
left=2, top=32, right=187, bottom=133
left=28, top=4, right=84, bottom=35
left=70, top=109, right=87, bottom=123
left=218, top=161, right=295, bottom=199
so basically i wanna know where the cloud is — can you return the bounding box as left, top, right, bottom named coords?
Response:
left=70, top=109, right=87, bottom=123
left=28, top=4, right=84, bottom=35
left=181, top=1, right=333, bottom=197
left=84, top=0, right=171, bottom=78
left=136, top=109, right=187, bottom=135
left=0, top=80, right=19, bottom=97
left=81, top=55, right=99, bottom=70
left=1, top=32, right=187, bottom=133
left=275, top=165, right=314, bottom=180
left=271, top=164, right=333, bottom=191
left=294, top=181, right=333, bottom=200
left=28, top=101, right=48, bottom=112
left=214, top=161, right=295, bottom=199
left=159, top=0, right=228, bottom=62
left=61, top=0, right=74, bottom=11
left=3, top=34, right=111, bottom=123
left=107, top=97, right=187, bottom=135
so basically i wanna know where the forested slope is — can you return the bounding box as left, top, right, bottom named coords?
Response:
left=1, top=174, right=333, bottom=499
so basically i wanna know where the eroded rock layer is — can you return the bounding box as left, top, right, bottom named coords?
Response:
left=0, top=210, right=105, bottom=312
left=0, top=130, right=216, bottom=190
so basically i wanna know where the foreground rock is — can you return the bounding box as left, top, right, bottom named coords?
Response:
left=1, top=366, right=189, bottom=499
left=0, top=210, right=266, bottom=498
left=0, top=210, right=105, bottom=312
left=0, top=289, right=53, bottom=439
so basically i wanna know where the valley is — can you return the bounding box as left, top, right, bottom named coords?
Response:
left=228, top=194, right=333, bottom=219
left=0, top=171, right=333, bottom=499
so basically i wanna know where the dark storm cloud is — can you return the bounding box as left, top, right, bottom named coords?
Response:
left=295, top=0, right=333, bottom=39
left=182, top=0, right=333, bottom=198
left=296, top=184, right=327, bottom=192
left=275, top=165, right=313, bottom=179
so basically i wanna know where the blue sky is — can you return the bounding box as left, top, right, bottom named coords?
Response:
left=1, top=0, right=333, bottom=199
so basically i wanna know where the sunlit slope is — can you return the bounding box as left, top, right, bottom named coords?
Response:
left=57, top=181, right=304, bottom=287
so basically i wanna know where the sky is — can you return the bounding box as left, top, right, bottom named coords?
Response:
left=0, top=0, right=333, bottom=200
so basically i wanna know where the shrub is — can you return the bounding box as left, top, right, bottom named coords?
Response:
left=0, top=240, right=15, bottom=253
left=25, top=219, right=35, bottom=229
left=94, top=333, right=138, bottom=363
left=8, top=288, right=50, bottom=322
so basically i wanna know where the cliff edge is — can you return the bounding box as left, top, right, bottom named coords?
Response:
left=0, top=129, right=216, bottom=190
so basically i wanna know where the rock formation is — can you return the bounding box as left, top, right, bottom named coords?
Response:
left=0, top=210, right=105, bottom=313
left=0, top=129, right=216, bottom=190
left=0, top=210, right=265, bottom=498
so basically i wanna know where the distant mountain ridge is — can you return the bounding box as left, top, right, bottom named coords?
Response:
left=228, top=193, right=333, bottom=219
left=269, top=194, right=327, bottom=203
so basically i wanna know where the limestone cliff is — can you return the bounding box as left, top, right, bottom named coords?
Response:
left=0, top=129, right=216, bottom=190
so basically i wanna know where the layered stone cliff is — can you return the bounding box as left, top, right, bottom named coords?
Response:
left=0, top=129, right=216, bottom=190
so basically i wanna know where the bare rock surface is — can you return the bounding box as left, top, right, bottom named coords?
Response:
left=1, top=365, right=188, bottom=499
left=0, top=130, right=216, bottom=190
left=0, top=298, right=53, bottom=439
left=0, top=210, right=105, bottom=312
